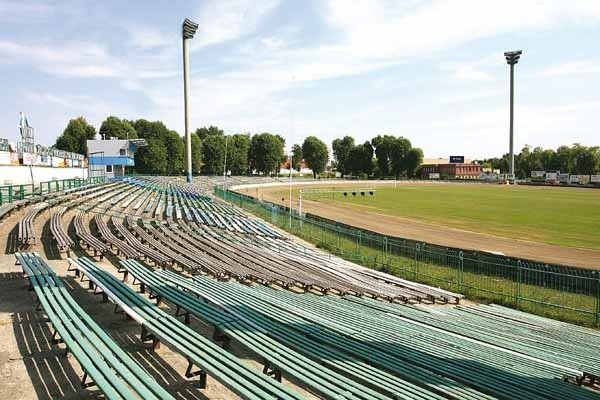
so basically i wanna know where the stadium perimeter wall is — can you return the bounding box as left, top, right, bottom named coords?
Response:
left=0, top=165, right=87, bottom=185
left=216, top=185, right=600, bottom=327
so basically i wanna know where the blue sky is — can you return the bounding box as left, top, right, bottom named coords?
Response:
left=1, top=0, right=599, bottom=158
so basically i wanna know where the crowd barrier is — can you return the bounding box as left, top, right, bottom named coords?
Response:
left=0, top=176, right=106, bottom=205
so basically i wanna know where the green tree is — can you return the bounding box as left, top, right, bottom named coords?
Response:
left=131, top=119, right=181, bottom=174
left=405, top=147, right=424, bottom=177
left=332, top=136, right=355, bottom=177
left=99, top=116, right=137, bottom=140
left=541, top=149, right=557, bottom=171
left=135, top=138, right=167, bottom=174
left=555, top=145, right=573, bottom=173
left=195, top=126, right=223, bottom=141
left=165, top=130, right=184, bottom=175
left=191, top=133, right=202, bottom=174
left=249, top=133, right=285, bottom=175
left=347, top=141, right=373, bottom=176
left=371, top=135, right=394, bottom=177
left=226, top=134, right=251, bottom=175
left=389, top=136, right=412, bottom=179
left=372, top=135, right=413, bottom=178
left=572, top=144, right=600, bottom=174
left=55, top=117, right=96, bottom=155
left=291, top=144, right=303, bottom=172
left=202, top=134, right=226, bottom=174
left=302, top=136, right=329, bottom=178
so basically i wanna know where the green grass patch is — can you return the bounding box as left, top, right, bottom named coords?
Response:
left=272, top=184, right=600, bottom=249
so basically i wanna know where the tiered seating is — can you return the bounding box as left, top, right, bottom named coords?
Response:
left=68, top=257, right=306, bottom=400
left=93, top=215, right=138, bottom=259
left=0, top=202, right=17, bottom=222
left=158, top=270, right=600, bottom=400
left=110, top=217, right=169, bottom=265
left=18, top=202, right=49, bottom=245
left=16, top=252, right=175, bottom=400
left=74, top=212, right=108, bottom=258
left=119, top=259, right=416, bottom=400
left=155, top=267, right=491, bottom=400
left=50, top=207, right=74, bottom=255
left=135, top=219, right=224, bottom=276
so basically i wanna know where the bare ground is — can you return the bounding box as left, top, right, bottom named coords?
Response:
left=247, top=183, right=600, bottom=270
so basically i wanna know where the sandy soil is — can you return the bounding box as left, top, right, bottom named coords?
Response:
left=246, top=182, right=600, bottom=270
left=0, top=202, right=318, bottom=400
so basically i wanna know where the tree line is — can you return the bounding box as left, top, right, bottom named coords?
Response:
left=332, top=135, right=424, bottom=179
left=53, top=116, right=425, bottom=178
left=479, top=144, right=600, bottom=178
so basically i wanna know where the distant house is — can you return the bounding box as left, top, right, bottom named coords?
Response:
left=279, top=159, right=312, bottom=175
left=87, top=138, right=147, bottom=179
left=418, top=157, right=481, bottom=180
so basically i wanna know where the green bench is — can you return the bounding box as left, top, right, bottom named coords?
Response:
left=68, top=256, right=306, bottom=400
left=119, top=258, right=401, bottom=400
left=16, top=252, right=175, bottom=400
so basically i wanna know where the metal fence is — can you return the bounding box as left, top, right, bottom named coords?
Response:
left=0, top=176, right=105, bottom=205
left=215, top=187, right=600, bottom=327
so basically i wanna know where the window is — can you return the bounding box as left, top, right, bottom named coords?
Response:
left=106, top=165, right=113, bottom=173
left=119, top=148, right=126, bottom=156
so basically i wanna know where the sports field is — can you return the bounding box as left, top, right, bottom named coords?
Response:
left=251, top=182, right=600, bottom=268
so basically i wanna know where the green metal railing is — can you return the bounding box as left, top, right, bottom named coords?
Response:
left=215, top=187, right=600, bottom=327
left=0, top=176, right=106, bottom=205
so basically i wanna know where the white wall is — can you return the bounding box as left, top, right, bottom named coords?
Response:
left=0, top=165, right=88, bottom=186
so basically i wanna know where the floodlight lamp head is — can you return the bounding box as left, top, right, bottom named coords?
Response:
left=182, top=18, right=199, bottom=39
left=504, top=50, right=523, bottom=65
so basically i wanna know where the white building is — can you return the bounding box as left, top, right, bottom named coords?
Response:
left=87, top=138, right=147, bottom=179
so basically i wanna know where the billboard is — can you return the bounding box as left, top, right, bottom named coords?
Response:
left=591, top=175, right=600, bottom=183
left=546, top=172, right=558, bottom=181
left=429, top=173, right=440, bottom=179
left=531, top=171, right=545, bottom=178
left=558, top=173, right=570, bottom=183
left=569, top=175, right=580, bottom=184
left=449, top=156, right=464, bottom=163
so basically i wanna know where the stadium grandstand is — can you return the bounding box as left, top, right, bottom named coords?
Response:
left=0, top=175, right=599, bottom=399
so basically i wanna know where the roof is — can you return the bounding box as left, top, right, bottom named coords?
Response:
left=422, top=157, right=474, bottom=165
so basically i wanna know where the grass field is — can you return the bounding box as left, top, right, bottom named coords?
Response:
left=273, top=184, right=600, bottom=250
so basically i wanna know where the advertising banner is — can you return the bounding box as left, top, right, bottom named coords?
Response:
left=531, top=171, right=545, bottom=178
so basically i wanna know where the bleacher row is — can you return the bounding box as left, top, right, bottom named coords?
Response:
left=16, top=252, right=600, bottom=400
left=12, top=178, right=463, bottom=303
left=6, top=176, right=600, bottom=400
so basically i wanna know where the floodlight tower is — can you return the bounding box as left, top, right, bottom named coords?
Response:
left=504, top=50, right=522, bottom=181
left=182, top=18, right=199, bottom=183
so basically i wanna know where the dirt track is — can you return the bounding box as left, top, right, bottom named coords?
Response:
left=245, top=183, right=600, bottom=270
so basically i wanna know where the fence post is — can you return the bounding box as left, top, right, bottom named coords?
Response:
left=516, top=260, right=522, bottom=310
left=458, top=250, right=464, bottom=292
left=414, top=243, right=420, bottom=281
left=596, top=271, right=600, bottom=326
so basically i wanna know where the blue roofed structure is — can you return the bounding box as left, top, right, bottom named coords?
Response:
left=87, top=138, right=147, bottom=179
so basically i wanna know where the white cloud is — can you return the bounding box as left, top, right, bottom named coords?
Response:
left=542, top=60, right=600, bottom=77
left=127, top=26, right=174, bottom=50
left=0, top=1, right=54, bottom=21
left=191, top=0, right=281, bottom=49
left=440, top=88, right=504, bottom=104
left=0, top=40, right=121, bottom=78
